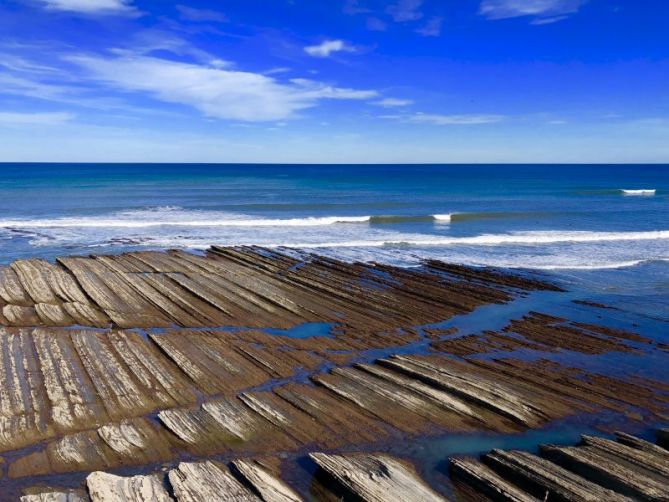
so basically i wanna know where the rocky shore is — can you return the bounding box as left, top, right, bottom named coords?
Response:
left=0, top=247, right=666, bottom=500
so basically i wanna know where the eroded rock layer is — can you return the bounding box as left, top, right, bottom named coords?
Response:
left=2, top=247, right=551, bottom=330
left=21, top=429, right=669, bottom=502
left=23, top=453, right=443, bottom=501
left=450, top=430, right=669, bottom=501
left=0, top=247, right=666, bottom=500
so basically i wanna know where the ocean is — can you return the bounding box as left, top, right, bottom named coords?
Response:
left=0, top=163, right=668, bottom=498
left=1, top=163, right=667, bottom=317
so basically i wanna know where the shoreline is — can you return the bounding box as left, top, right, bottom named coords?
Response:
left=0, top=246, right=667, bottom=500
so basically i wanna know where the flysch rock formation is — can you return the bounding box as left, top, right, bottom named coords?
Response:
left=26, top=429, right=669, bottom=502
left=0, top=247, right=666, bottom=500
left=431, top=311, right=658, bottom=357
left=309, top=452, right=446, bottom=502
left=23, top=452, right=440, bottom=501
left=86, top=472, right=172, bottom=502
left=450, top=430, right=669, bottom=501
left=20, top=491, right=88, bottom=502
left=3, top=247, right=548, bottom=330
left=229, top=459, right=302, bottom=502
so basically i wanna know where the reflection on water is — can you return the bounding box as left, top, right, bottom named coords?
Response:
left=264, top=322, right=338, bottom=339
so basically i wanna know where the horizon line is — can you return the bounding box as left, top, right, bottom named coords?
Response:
left=0, top=162, right=668, bottom=166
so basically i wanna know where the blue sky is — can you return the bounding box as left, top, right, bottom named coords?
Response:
left=0, top=0, right=667, bottom=163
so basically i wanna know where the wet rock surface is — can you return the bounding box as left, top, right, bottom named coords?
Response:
left=0, top=247, right=666, bottom=500
left=21, top=428, right=669, bottom=501
left=450, top=430, right=669, bottom=501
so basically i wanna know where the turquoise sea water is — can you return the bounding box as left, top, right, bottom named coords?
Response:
left=0, top=163, right=667, bottom=316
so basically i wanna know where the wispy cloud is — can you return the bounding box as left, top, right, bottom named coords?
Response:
left=479, top=0, right=585, bottom=21
left=384, top=112, right=504, bottom=125
left=0, top=72, right=77, bottom=102
left=531, top=15, right=568, bottom=25
left=372, top=98, right=414, bottom=107
left=264, top=67, right=292, bottom=75
left=128, top=30, right=221, bottom=62
left=386, top=0, right=424, bottom=22
left=289, top=78, right=378, bottom=99
left=68, top=54, right=377, bottom=121
left=416, top=16, right=443, bottom=36
left=409, top=113, right=504, bottom=125
left=366, top=17, right=388, bottom=31
left=343, top=0, right=370, bottom=15
left=346, top=0, right=430, bottom=32
left=0, top=71, right=181, bottom=115
left=0, top=111, right=74, bottom=125
left=0, top=53, right=58, bottom=74
left=39, top=0, right=138, bottom=15
left=176, top=5, right=227, bottom=23
left=304, top=40, right=356, bottom=58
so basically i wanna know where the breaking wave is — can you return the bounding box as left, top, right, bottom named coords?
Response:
left=0, top=208, right=465, bottom=230
left=620, top=189, right=656, bottom=196
left=0, top=208, right=372, bottom=229
left=2, top=208, right=582, bottom=231
left=3, top=206, right=668, bottom=272
left=368, top=214, right=452, bottom=224
left=267, top=230, right=669, bottom=249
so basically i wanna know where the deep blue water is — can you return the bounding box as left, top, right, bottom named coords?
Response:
left=0, top=163, right=667, bottom=317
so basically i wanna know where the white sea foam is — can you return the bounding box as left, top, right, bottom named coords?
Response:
left=126, top=235, right=669, bottom=271
left=526, top=260, right=657, bottom=270
left=22, top=227, right=666, bottom=251
left=0, top=210, right=371, bottom=228
left=5, top=206, right=668, bottom=272
left=262, top=230, right=669, bottom=249
left=5, top=208, right=541, bottom=230
left=621, top=189, right=656, bottom=196
left=0, top=207, right=468, bottom=229
left=432, top=214, right=452, bottom=222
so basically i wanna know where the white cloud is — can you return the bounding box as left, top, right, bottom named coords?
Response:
left=209, top=59, right=230, bottom=69
left=387, top=0, right=424, bottom=22
left=409, top=113, right=504, bottom=125
left=288, top=78, right=378, bottom=99
left=385, top=112, right=504, bottom=125
left=40, top=0, right=137, bottom=15
left=0, top=111, right=74, bottom=125
left=416, top=16, right=443, bottom=37
left=0, top=72, right=75, bottom=101
left=0, top=72, right=132, bottom=111
left=479, top=0, right=584, bottom=21
left=128, top=30, right=224, bottom=64
left=372, top=98, right=414, bottom=107
left=176, top=5, right=227, bottom=22
left=68, top=54, right=377, bottom=121
left=264, top=67, right=291, bottom=75
left=0, top=53, right=59, bottom=74
left=304, top=40, right=356, bottom=58
left=531, top=15, right=568, bottom=24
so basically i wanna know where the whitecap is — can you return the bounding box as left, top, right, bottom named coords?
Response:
left=620, top=189, right=656, bottom=196
left=432, top=214, right=452, bottom=223
left=263, top=229, right=669, bottom=249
